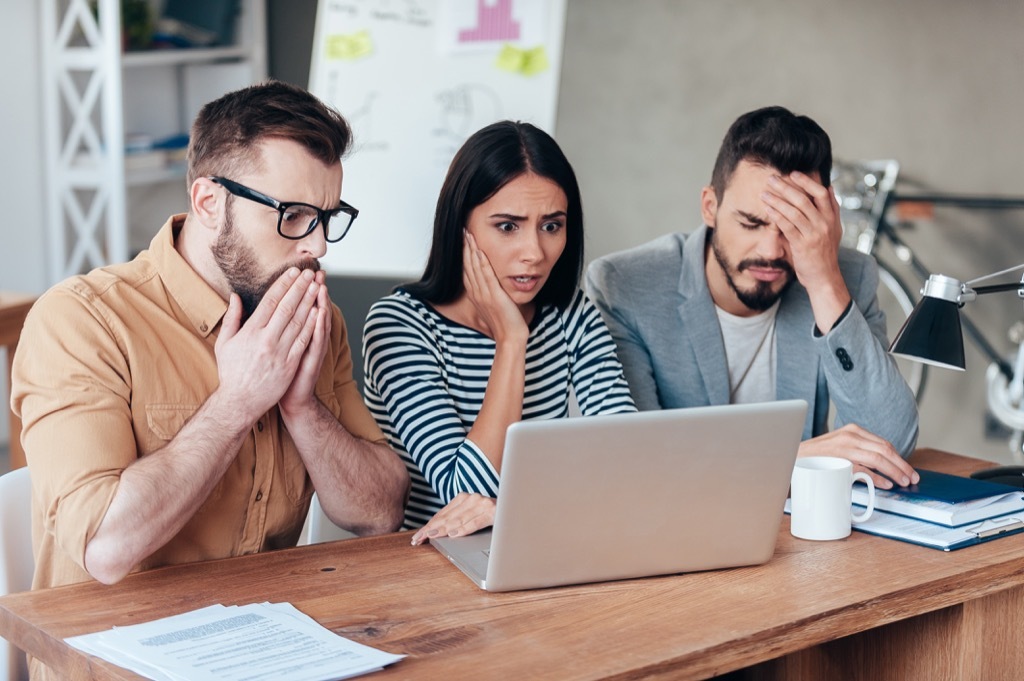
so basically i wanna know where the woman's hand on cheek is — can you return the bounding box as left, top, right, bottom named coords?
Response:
left=463, top=232, right=529, bottom=343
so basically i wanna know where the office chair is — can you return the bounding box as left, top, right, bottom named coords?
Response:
left=299, top=492, right=356, bottom=545
left=0, top=466, right=33, bottom=681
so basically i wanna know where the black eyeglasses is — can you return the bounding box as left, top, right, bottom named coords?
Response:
left=210, top=176, right=359, bottom=243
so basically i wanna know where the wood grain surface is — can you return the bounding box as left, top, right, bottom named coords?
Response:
left=3, top=449, right=1023, bottom=680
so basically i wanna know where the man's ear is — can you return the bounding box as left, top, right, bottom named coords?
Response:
left=700, top=186, right=719, bottom=227
left=190, top=177, right=223, bottom=231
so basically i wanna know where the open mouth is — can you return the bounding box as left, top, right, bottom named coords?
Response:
left=509, top=275, right=542, bottom=292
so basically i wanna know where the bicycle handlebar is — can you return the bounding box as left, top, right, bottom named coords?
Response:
left=890, top=193, right=1024, bottom=210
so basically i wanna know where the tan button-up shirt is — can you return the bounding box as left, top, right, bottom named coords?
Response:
left=12, top=216, right=385, bottom=595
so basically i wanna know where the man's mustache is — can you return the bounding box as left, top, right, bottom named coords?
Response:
left=737, top=258, right=793, bottom=275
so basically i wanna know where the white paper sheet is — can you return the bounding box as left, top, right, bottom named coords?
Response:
left=66, top=602, right=404, bottom=681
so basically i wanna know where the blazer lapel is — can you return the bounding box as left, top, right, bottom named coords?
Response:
left=775, top=285, right=818, bottom=403
left=678, top=226, right=730, bottom=405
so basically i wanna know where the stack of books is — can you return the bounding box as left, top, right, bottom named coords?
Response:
left=850, top=469, right=1024, bottom=550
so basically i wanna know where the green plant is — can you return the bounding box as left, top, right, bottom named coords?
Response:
left=120, top=0, right=153, bottom=51
left=89, top=0, right=154, bottom=51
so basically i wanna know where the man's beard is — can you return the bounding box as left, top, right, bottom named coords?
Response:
left=212, top=208, right=320, bottom=322
left=710, top=229, right=794, bottom=312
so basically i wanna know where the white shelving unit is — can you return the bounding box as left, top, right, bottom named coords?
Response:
left=40, top=0, right=267, bottom=283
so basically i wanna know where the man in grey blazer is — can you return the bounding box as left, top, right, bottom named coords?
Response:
left=586, top=106, right=919, bottom=489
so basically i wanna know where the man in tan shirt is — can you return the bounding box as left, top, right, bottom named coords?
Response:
left=12, top=81, right=409, bottom=608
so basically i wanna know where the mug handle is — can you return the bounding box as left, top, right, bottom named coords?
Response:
left=851, top=472, right=875, bottom=522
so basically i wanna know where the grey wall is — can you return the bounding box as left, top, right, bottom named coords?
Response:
left=267, top=0, right=319, bottom=87
left=554, top=0, right=1024, bottom=463
left=559, top=0, right=1024, bottom=260
left=4, top=0, right=1024, bottom=463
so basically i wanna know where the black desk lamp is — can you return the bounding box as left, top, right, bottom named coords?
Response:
left=889, top=264, right=1024, bottom=486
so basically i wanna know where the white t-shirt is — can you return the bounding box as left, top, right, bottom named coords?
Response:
left=715, top=301, right=779, bottom=404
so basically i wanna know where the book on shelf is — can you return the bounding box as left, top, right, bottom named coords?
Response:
left=124, top=149, right=167, bottom=171
left=851, top=468, right=1024, bottom=528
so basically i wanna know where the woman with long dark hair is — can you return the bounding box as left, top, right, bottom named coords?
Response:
left=363, top=121, right=635, bottom=543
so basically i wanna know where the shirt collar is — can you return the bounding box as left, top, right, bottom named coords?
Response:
left=149, top=215, right=228, bottom=338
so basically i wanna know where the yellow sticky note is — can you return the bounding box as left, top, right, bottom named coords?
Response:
left=326, top=30, right=373, bottom=61
left=521, top=46, right=549, bottom=76
left=495, top=44, right=526, bottom=73
left=495, top=45, right=549, bottom=76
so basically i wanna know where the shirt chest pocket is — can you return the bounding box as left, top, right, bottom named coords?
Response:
left=143, top=404, right=199, bottom=454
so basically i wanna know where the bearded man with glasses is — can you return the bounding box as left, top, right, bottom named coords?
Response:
left=12, top=82, right=410, bottom=658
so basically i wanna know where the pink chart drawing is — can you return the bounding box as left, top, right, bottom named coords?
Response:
left=458, top=0, right=520, bottom=42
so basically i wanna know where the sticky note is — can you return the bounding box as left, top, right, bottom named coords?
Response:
left=326, top=30, right=373, bottom=61
left=495, top=45, right=549, bottom=76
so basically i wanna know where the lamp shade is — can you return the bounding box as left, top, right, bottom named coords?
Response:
left=889, top=296, right=966, bottom=371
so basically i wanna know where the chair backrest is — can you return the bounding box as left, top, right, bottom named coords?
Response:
left=299, top=492, right=355, bottom=545
left=0, top=466, right=33, bottom=681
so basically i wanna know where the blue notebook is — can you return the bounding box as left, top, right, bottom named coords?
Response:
left=897, top=469, right=1021, bottom=502
left=852, top=469, right=1024, bottom=527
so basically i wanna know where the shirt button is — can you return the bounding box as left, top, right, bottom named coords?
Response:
left=257, top=421, right=264, bottom=432
left=200, top=322, right=208, bottom=333
left=836, top=348, right=854, bottom=371
left=255, top=491, right=263, bottom=502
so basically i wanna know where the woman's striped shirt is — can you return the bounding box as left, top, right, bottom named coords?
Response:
left=363, top=288, right=637, bottom=529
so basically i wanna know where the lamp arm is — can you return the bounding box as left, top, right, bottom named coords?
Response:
left=965, top=263, right=1024, bottom=287
left=970, top=282, right=1024, bottom=296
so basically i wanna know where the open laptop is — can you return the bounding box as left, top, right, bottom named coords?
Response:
left=431, top=400, right=808, bottom=592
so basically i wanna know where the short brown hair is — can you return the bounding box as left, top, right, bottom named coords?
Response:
left=710, top=106, right=831, bottom=201
left=186, top=79, right=352, bottom=186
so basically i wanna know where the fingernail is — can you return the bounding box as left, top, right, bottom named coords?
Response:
left=287, top=267, right=300, bottom=279
left=410, top=535, right=420, bottom=545
left=302, top=269, right=314, bottom=281
left=426, top=529, right=439, bottom=537
left=768, top=175, right=781, bottom=185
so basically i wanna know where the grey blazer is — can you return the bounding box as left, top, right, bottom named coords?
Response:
left=585, top=226, right=919, bottom=458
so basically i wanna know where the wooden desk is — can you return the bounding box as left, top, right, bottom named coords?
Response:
left=0, top=292, right=34, bottom=470
left=3, top=449, right=1024, bottom=680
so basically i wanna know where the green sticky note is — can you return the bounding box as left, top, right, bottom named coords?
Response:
left=521, top=46, right=549, bottom=76
left=495, top=44, right=525, bottom=73
left=495, top=44, right=549, bottom=76
left=326, top=30, right=373, bottom=61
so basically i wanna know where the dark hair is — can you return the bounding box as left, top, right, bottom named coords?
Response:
left=187, top=79, right=352, bottom=186
left=710, top=106, right=832, bottom=200
left=403, top=121, right=584, bottom=309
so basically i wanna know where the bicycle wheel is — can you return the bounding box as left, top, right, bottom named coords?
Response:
left=877, top=264, right=928, bottom=401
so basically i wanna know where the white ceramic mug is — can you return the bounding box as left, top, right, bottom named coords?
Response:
left=790, top=456, right=875, bottom=540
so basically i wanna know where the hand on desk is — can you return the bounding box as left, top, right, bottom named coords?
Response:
left=797, top=423, right=919, bottom=489
left=411, top=493, right=496, bottom=546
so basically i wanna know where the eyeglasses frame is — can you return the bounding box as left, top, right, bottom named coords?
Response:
left=209, top=176, right=359, bottom=243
